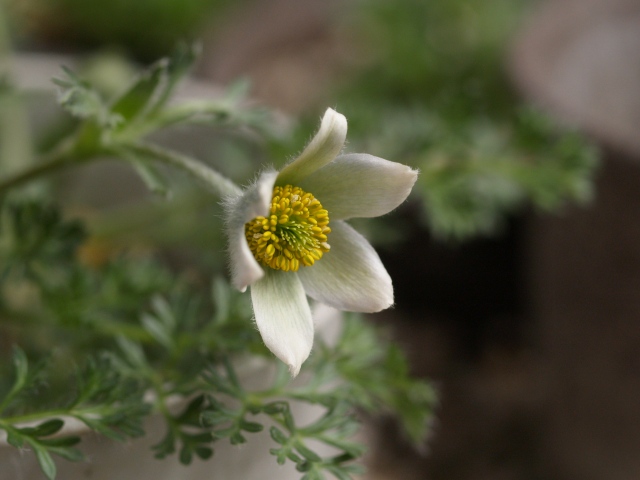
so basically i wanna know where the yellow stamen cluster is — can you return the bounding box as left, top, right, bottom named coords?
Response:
left=245, top=185, right=331, bottom=272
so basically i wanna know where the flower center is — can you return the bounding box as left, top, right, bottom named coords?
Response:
left=245, top=185, right=331, bottom=272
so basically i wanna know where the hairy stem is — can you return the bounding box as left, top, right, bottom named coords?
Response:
left=0, top=140, right=82, bottom=195
left=0, top=138, right=242, bottom=201
left=123, top=142, right=241, bottom=198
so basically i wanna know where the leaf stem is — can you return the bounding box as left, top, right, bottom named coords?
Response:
left=122, top=142, right=241, bottom=198
left=0, top=139, right=81, bottom=195
left=0, top=404, right=112, bottom=426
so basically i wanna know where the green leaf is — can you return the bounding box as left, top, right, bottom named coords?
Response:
left=286, top=451, right=303, bottom=464
left=151, top=295, right=177, bottom=330
left=194, top=446, right=213, bottom=460
left=115, top=336, right=148, bottom=370
left=0, top=200, right=86, bottom=281
left=261, top=402, right=287, bottom=415
left=300, top=471, right=324, bottom=480
left=46, top=445, right=85, bottom=463
left=20, top=419, right=64, bottom=437
left=184, top=432, right=214, bottom=444
left=295, top=443, right=322, bottom=463
left=239, top=420, right=263, bottom=433
left=129, top=157, right=171, bottom=198
left=0, top=347, right=29, bottom=413
left=319, top=437, right=366, bottom=458
left=221, top=357, right=241, bottom=392
left=229, top=432, right=246, bottom=445
left=114, top=415, right=147, bottom=438
left=11, top=347, right=28, bottom=391
left=53, top=67, right=119, bottom=128
left=38, top=436, right=81, bottom=448
left=281, top=406, right=296, bottom=432
left=33, top=445, right=57, bottom=480
left=179, top=445, right=192, bottom=465
left=77, top=416, right=125, bottom=442
left=200, top=411, right=232, bottom=427
left=152, top=428, right=176, bottom=459
left=6, top=429, right=25, bottom=448
left=269, top=427, right=288, bottom=445
left=141, top=312, right=174, bottom=349
left=178, top=395, right=207, bottom=426
left=325, top=467, right=354, bottom=480
left=147, top=43, right=200, bottom=114
left=110, top=60, right=168, bottom=124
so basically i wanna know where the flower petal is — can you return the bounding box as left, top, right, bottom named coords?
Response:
left=299, top=153, right=418, bottom=220
left=297, top=221, right=393, bottom=312
left=224, top=170, right=278, bottom=292
left=251, top=270, right=314, bottom=376
left=277, top=108, right=347, bottom=185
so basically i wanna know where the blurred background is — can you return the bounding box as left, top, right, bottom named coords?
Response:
left=5, top=0, right=640, bottom=479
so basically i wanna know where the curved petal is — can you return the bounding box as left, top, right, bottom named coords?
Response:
left=297, top=221, right=393, bottom=312
left=224, top=170, right=278, bottom=292
left=251, top=270, right=314, bottom=376
left=299, top=153, right=418, bottom=220
left=277, top=108, right=347, bottom=185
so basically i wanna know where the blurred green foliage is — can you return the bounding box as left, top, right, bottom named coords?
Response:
left=0, top=200, right=436, bottom=480
left=345, top=0, right=523, bottom=117
left=333, top=0, right=598, bottom=239
left=10, top=0, right=238, bottom=59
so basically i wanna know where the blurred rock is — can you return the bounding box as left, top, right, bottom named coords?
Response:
left=511, top=0, right=640, bottom=157
left=198, top=0, right=349, bottom=113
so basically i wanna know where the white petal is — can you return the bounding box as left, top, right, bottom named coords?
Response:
left=299, top=153, right=418, bottom=220
left=224, top=170, right=278, bottom=292
left=297, top=221, right=393, bottom=312
left=251, top=270, right=314, bottom=376
left=277, top=108, right=347, bottom=185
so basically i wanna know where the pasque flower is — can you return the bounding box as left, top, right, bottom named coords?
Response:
left=224, top=108, right=417, bottom=375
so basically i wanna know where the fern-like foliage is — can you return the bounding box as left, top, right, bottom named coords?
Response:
left=0, top=200, right=435, bottom=480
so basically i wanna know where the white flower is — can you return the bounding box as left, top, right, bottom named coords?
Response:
left=224, top=108, right=418, bottom=375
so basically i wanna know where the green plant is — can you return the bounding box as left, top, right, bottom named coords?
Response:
left=0, top=45, right=435, bottom=480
